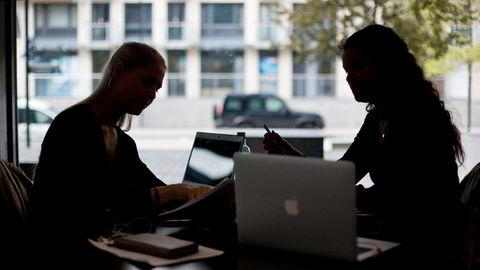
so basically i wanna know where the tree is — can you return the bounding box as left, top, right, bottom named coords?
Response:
left=287, top=0, right=477, bottom=65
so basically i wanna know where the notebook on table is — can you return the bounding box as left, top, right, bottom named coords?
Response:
left=233, top=153, right=399, bottom=262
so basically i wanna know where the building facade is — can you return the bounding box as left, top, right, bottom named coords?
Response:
left=16, top=0, right=348, bottom=101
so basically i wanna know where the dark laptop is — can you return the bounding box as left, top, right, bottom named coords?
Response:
left=182, top=131, right=244, bottom=186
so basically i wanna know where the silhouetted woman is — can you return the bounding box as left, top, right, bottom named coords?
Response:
left=264, top=25, right=464, bottom=265
left=32, top=42, right=209, bottom=263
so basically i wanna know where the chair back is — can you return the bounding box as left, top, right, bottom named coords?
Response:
left=0, top=159, right=32, bottom=229
left=0, top=159, right=34, bottom=269
left=461, top=162, right=480, bottom=269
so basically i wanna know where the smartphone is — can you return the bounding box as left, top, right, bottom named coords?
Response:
left=263, top=124, right=271, bottom=133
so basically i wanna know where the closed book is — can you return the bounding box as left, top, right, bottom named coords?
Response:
left=112, top=233, right=198, bottom=259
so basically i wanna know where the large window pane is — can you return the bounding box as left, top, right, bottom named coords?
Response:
left=201, top=50, right=244, bottom=96
left=92, top=3, right=109, bottom=41
left=34, top=4, right=77, bottom=38
left=168, top=3, right=185, bottom=40
left=167, top=50, right=186, bottom=96
left=201, top=4, right=243, bottom=39
left=91, top=50, right=110, bottom=91
left=31, top=51, right=78, bottom=97
left=259, top=50, right=278, bottom=94
left=259, top=3, right=277, bottom=41
left=125, top=3, right=152, bottom=40
left=293, top=53, right=335, bottom=97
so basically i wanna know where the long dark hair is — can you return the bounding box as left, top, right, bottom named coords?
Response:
left=340, top=24, right=464, bottom=164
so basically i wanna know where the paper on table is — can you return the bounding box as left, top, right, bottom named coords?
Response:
left=357, top=237, right=400, bottom=261
left=157, top=178, right=234, bottom=219
left=89, top=239, right=223, bottom=267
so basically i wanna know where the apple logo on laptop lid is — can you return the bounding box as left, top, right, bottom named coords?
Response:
left=284, top=196, right=299, bottom=216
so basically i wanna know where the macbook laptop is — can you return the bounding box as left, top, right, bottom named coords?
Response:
left=233, top=153, right=398, bottom=261
left=182, top=132, right=244, bottom=186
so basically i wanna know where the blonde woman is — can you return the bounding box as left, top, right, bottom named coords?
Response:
left=32, top=42, right=210, bottom=260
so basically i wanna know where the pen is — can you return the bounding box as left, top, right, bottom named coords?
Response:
left=264, top=124, right=272, bottom=133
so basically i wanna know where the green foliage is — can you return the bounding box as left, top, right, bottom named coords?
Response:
left=287, top=0, right=479, bottom=66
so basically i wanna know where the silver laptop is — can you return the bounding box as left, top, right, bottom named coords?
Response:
left=182, top=132, right=244, bottom=186
left=233, top=153, right=398, bottom=261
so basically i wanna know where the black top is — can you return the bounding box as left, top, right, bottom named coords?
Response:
left=341, top=106, right=463, bottom=252
left=32, top=104, right=165, bottom=247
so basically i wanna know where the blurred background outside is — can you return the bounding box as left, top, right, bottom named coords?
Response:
left=15, top=0, right=480, bottom=185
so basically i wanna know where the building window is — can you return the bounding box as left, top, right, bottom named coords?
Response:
left=316, top=57, right=335, bottom=96
left=31, top=51, right=78, bottom=97
left=92, top=3, right=109, bottom=41
left=91, top=50, right=110, bottom=91
left=168, top=3, right=185, bottom=40
left=201, top=50, right=244, bottom=96
left=125, top=3, right=152, bottom=40
left=259, top=3, right=277, bottom=42
left=201, top=4, right=243, bottom=39
left=293, top=53, right=335, bottom=97
left=34, top=4, right=77, bottom=38
left=167, top=50, right=186, bottom=96
left=259, top=50, right=278, bottom=94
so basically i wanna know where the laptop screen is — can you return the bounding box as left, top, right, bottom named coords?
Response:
left=183, top=132, right=244, bottom=186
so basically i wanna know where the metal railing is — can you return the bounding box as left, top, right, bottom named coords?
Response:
left=201, top=23, right=243, bottom=38
left=168, top=22, right=185, bottom=40
left=293, top=74, right=336, bottom=97
left=91, top=22, right=109, bottom=41
left=201, top=72, right=244, bottom=96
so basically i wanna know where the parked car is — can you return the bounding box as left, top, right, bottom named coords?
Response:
left=17, top=98, right=57, bottom=143
left=214, top=94, right=325, bottom=129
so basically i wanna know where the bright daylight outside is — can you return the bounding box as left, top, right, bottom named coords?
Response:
left=15, top=0, right=480, bottom=185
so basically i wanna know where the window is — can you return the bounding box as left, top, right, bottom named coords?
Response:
left=259, top=50, right=278, bottom=94
left=91, top=50, right=110, bottom=91
left=92, top=3, right=109, bottom=41
left=18, top=109, right=52, bottom=124
left=246, top=98, right=263, bottom=111
left=31, top=51, right=78, bottom=97
left=265, top=98, right=284, bottom=113
left=293, top=53, right=335, bottom=97
left=224, top=99, right=243, bottom=112
left=34, top=4, right=77, bottom=38
left=293, top=53, right=307, bottom=97
left=167, top=50, right=186, bottom=96
left=201, top=50, right=244, bottom=96
left=125, top=3, right=152, bottom=40
left=201, top=4, right=243, bottom=39
left=168, top=3, right=185, bottom=40
left=259, top=3, right=277, bottom=41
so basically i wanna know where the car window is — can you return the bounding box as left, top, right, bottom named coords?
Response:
left=247, top=98, right=264, bottom=111
left=265, top=98, right=285, bottom=113
left=17, top=108, right=52, bottom=124
left=224, top=99, right=242, bottom=112
left=33, top=110, right=53, bottom=123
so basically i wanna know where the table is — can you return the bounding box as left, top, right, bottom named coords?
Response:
left=35, top=222, right=413, bottom=270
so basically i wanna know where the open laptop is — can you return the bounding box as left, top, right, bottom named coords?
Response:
left=233, top=153, right=399, bottom=261
left=182, top=132, right=244, bottom=186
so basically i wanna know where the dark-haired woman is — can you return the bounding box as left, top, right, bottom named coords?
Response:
left=264, top=25, right=464, bottom=266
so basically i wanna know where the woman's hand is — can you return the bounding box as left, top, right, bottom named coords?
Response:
left=263, top=131, right=305, bottom=157
left=150, top=184, right=212, bottom=208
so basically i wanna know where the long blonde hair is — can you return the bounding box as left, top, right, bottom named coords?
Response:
left=83, top=42, right=166, bottom=131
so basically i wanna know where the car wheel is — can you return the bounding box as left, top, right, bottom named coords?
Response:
left=237, top=122, right=255, bottom=128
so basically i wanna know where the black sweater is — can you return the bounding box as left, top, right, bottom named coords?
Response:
left=341, top=106, right=463, bottom=253
left=32, top=104, right=165, bottom=245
